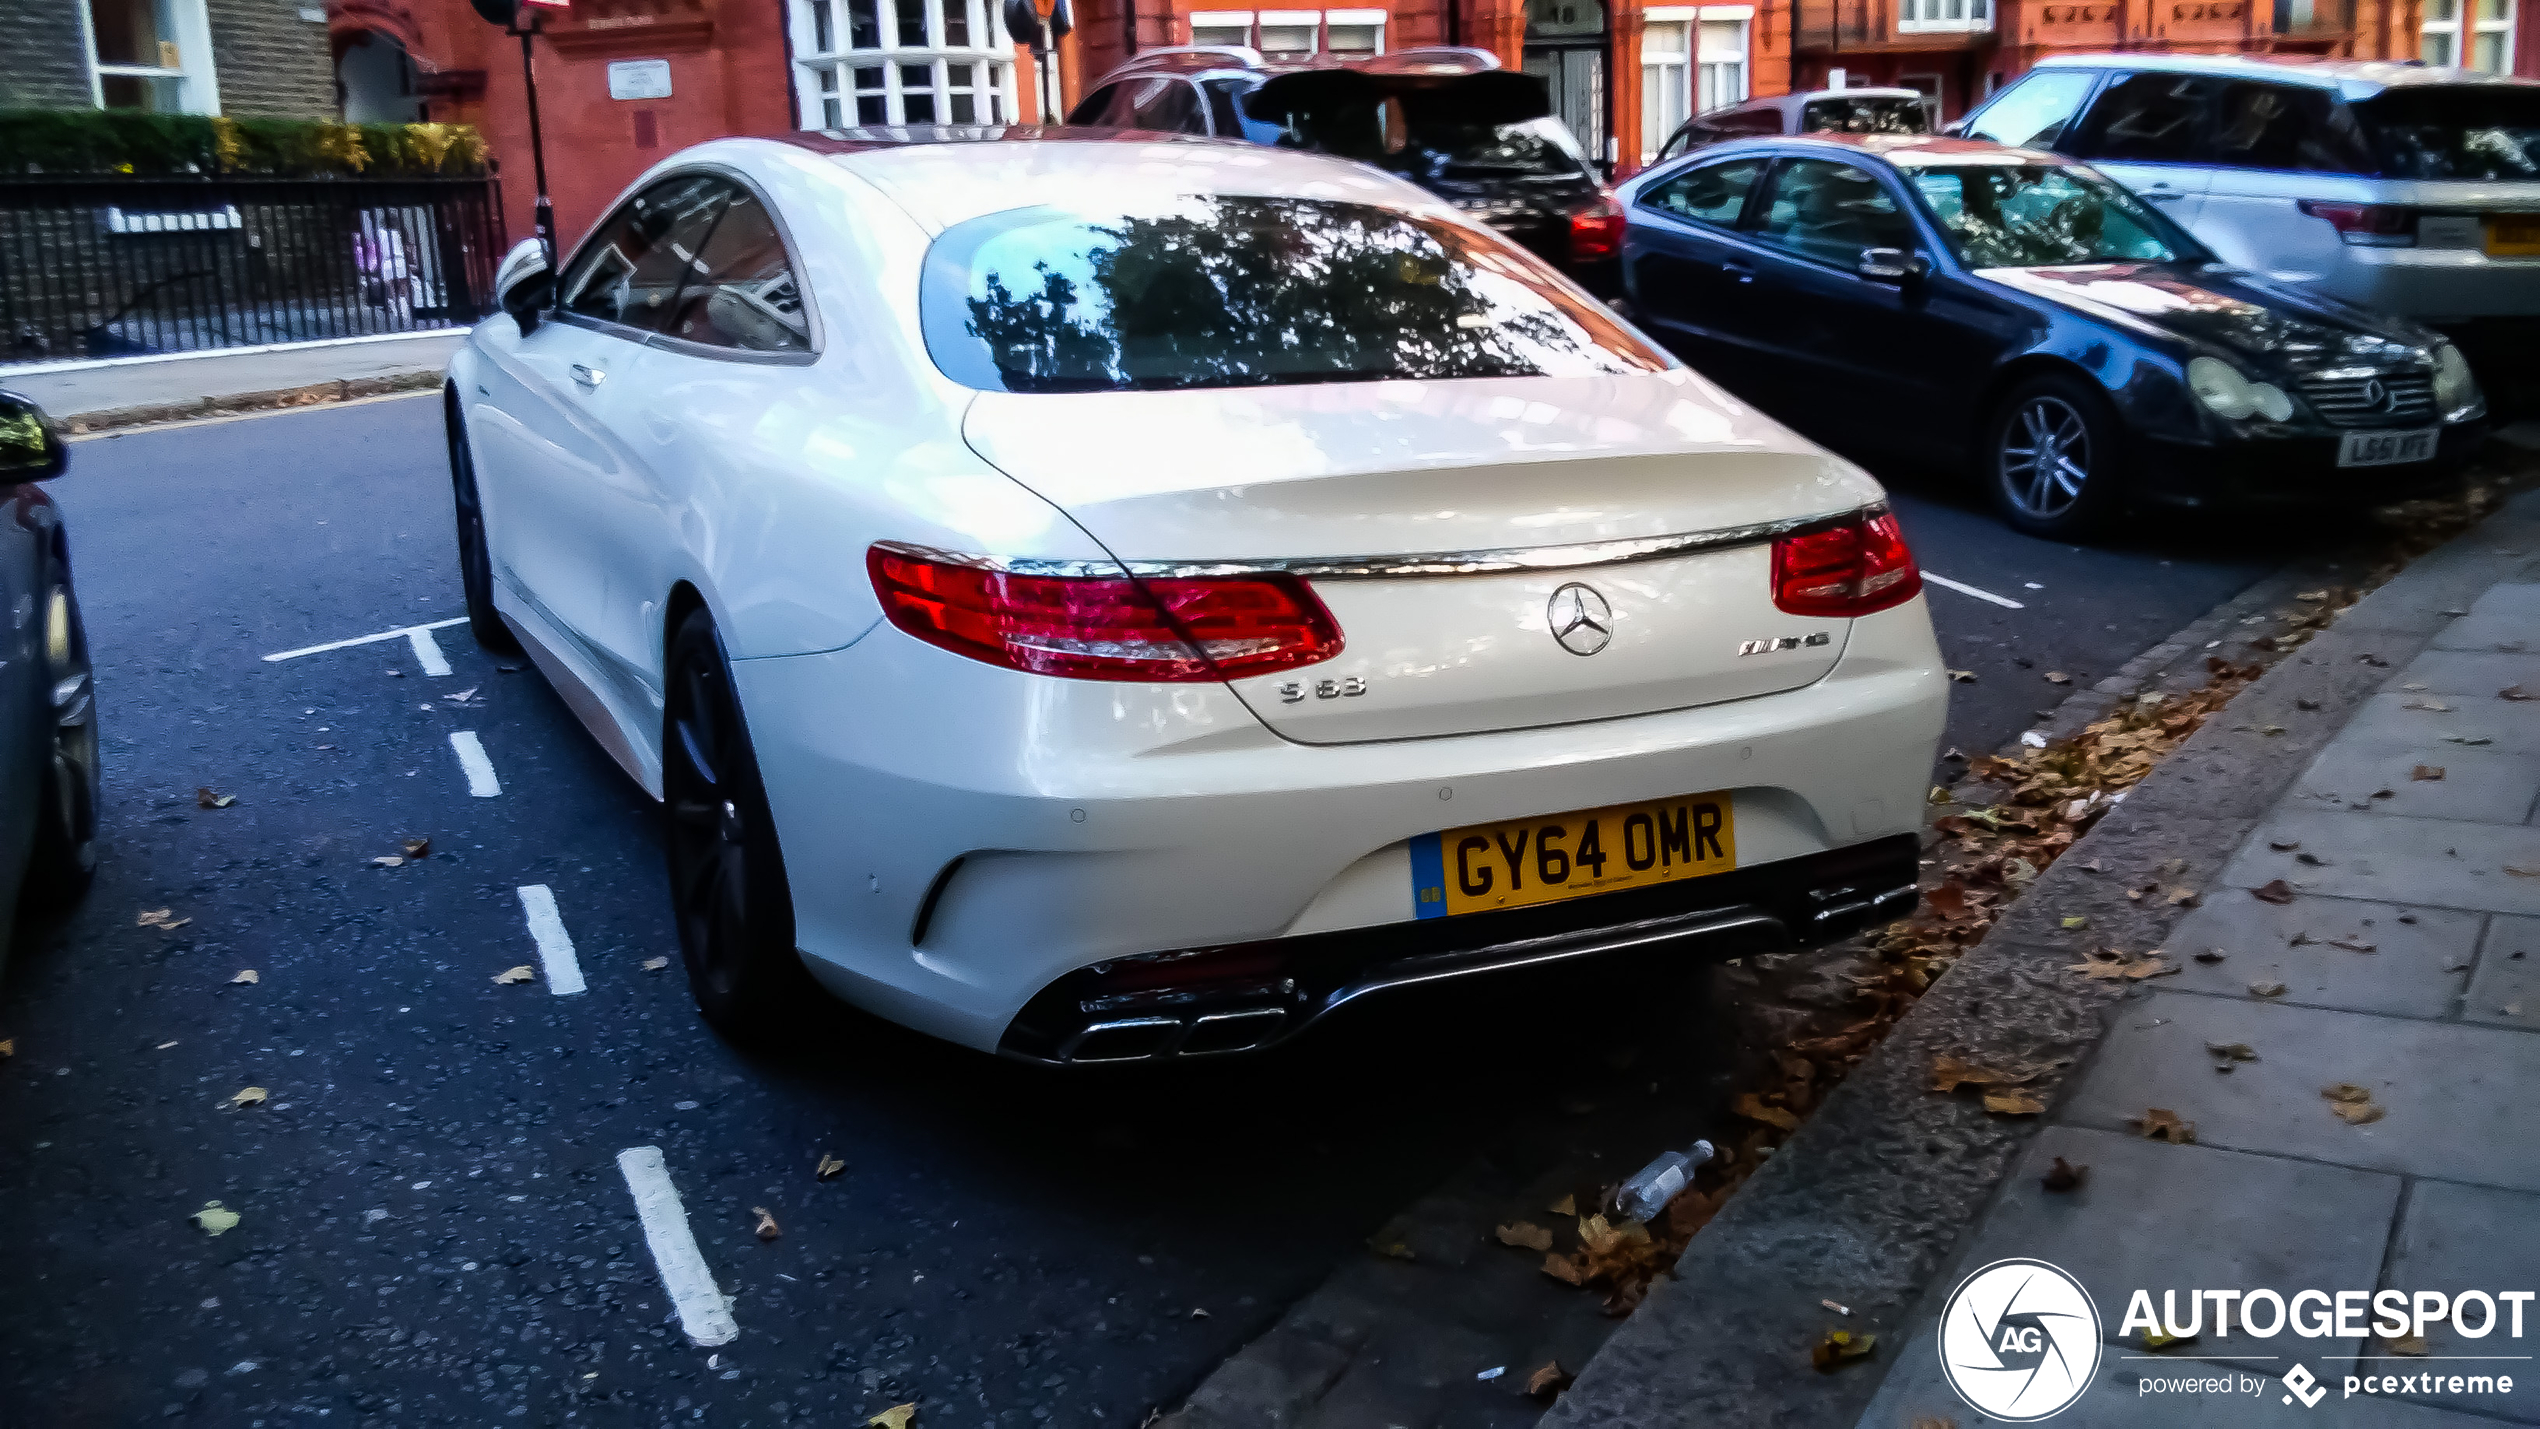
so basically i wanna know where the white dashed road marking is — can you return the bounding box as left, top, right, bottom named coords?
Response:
left=1923, top=574, right=2027, bottom=610
left=616, top=1147, right=740, bottom=1346
left=515, top=885, right=586, bottom=996
left=449, top=731, right=502, bottom=797
left=263, top=617, right=467, bottom=665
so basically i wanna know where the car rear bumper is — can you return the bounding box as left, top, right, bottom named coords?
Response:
left=2315, top=248, right=2540, bottom=322
left=731, top=600, right=1947, bottom=1053
left=2133, top=420, right=2486, bottom=508
left=997, top=833, right=1920, bottom=1063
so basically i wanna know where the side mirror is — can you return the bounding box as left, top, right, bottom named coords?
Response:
left=0, top=390, right=68, bottom=481
left=494, top=237, right=555, bottom=336
left=1857, top=247, right=1927, bottom=283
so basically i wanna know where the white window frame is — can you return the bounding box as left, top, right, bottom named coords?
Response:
left=2421, top=0, right=2516, bottom=72
left=1895, top=0, right=1991, bottom=34
left=1642, top=8, right=1695, bottom=161
left=1324, top=6, right=1386, bottom=53
left=1694, top=7, right=1749, bottom=115
left=1189, top=9, right=1256, bottom=45
left=1258, top=8, right=1322, bottom=56
left=84, top=0, right=221, bottom=114
left=790, top=0, right=1018, bottom=129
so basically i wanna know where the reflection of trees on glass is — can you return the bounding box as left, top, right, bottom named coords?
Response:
left=1914, top=166, right=2177, bottom=267
left=953, top=197, right=1660, bottom=393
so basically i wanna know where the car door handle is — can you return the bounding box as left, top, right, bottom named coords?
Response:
left=2143, top=191, right=2185, bottom=201
left=1721, top=262, right=1755, bottom=284
left=570, top=364, right=605, bottom=388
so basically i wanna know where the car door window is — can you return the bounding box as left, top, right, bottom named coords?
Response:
left=1750, top=159, right=1918, bottom=268
left=1638, top=156, right=1767, bottom=227
left=2207, top=81, right=2372, bottom=173
left=1130, top=78, right=1206, bottom=134
left=658, top=185, right=813, bottom=355
left=558, top=174, right=728, bottom=334
left=2067, top=72, right=2217, bottom=163
left=1963, top=69, right=2099, bottom=149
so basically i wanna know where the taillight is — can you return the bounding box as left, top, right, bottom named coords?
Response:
left=1569, top=196, right=1624, bottom=263
left=1771, top=510, right=1921, bottom=618
left=2297, top=200, right=2416, bottom=248
left=866, top=545, right=1342, bottom=682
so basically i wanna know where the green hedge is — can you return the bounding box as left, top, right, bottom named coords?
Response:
left=0, top=110, right=489, bottom=179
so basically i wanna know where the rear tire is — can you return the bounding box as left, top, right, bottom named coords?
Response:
left=446, top=392, right=519, bottom=654
left=662, top=607, right=814, bottom=1037
left=1982, top=374, right=2128, bottom=541
left=25, top=544, right=99, bottom=909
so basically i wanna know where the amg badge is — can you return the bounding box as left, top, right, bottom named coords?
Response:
left=1737, top=633, right=1832, bottom=656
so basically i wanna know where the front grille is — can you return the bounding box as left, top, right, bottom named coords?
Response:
left=2299, top=370, right=2438, bottom=428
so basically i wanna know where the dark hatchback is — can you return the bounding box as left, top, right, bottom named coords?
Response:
left=1068, top=48, right=1623, bottom=294
left=1615, top=133, right=2491, bottom=537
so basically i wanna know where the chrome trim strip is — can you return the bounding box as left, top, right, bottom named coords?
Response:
left=874, top=506, right=1870, bottom=583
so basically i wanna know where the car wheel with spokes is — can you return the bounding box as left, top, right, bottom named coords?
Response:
left=1984, top=374, right=2126, bottom=540
left=446, top=392, right=519, bottom=654
left=26, top=541, right=99, bottom=908
left=662, top=606, right=813, bottom=1037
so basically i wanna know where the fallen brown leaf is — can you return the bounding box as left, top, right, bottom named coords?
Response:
left=1983, top=1088, right=2045, bottom=1116
left=1524, top=1361, right=1575, bottom=1397
left=137, top=908, right=191, bottom=931
left=2504, top=685, right=2534, bottom=702
left=2206, top=1042, right=2259, bottom=1062
left=1930, top=1053, right=2041, bottom=1094
left=2389, top=1334, right=2430, bottom=1356
left=229, top=969, right=258, bottom=984
left=492, top=965, right=536, bottom=985
left=1811, top=1328, right=1876, bottom=1372
left=641, top=956, right=670, bottom=971
left=1540, top=1251, right=1588, bottom=1286
left=2323, top=1083, right=2386, bottom=1124
left=402, top=837, right=432, bottom=859
left=2411, top=765, right=2446, bottom=782
left=2507, top=864, right=2540, bottom=878
left=0, top=1038, right=12, bottom=1058
left=867, top=1406, right=917, bottom=1429
left=2066, top=952, right=2174, bottom=981
left=2250, top=980, right=2288, bottom=997
left=1732, top=1092, right=1800, bottom=1131
left=752, top=1206, right=781, bottom=1241
left=229, top=1086, right=267, bottom=1108
left=195, top=787, right=236, bottom=809
left=2253, top=880, right=2295, bottom=904
left=815, top=1154, right=845, bottom=1182
left=1547, top=1193, right=1576, bottom=1217
left=1497, top=1222, right=1555, bottom=1252
left=2041, top=1156, right=2087, bottom=1192
left=2128, top=1108, right=2196, bottom=1143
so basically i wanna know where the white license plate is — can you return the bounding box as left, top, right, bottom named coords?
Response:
left=2337, top=428, right=2439, bottom=468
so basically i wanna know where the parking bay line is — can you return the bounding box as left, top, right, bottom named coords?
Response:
left=616, top=1147, right=740, bottom=1347
left=263, top=616, right=466, bottom=672
left=516, top=885, right=586, bottom=996
left=1923, top=573, right=2026, bottom=610
left=449, top=731, right=502, bottom=797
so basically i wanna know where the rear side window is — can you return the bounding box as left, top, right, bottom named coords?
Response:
left=2207, top=81, right=2371, bottom=173
left=1639, top=157, right=1767, bottom=226
left=1964, top=69, right=2098, bottom=149
left=559, top=174, right=727, bottom=334
left=659, top=188, right=812, bottom=355
left=920, top=196, right=1669, bottom=393
left=1752, top=160, right=1919, bottom=268
left=1798, top=96, right=1929, bottom=135
left=2351, top=86, right=2540, bottom=180
left=2068, top=72, right=2217, bottom=163
left=1130, top=78, right=1206, bottom=134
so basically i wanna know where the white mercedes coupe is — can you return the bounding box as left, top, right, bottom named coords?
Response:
left=445, top=127, right=1948, bottom=1063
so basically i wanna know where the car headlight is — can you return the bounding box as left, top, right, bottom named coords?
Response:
left=2188, top=356, right=2292, bottom=423
left=2433, top=342, right=2485, bottom=418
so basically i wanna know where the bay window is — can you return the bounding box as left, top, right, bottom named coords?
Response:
left=794, top=0, right=1017, bottom=129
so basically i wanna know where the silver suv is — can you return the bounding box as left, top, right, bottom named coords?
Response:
left=1954, top=54, right=2540, bottom=407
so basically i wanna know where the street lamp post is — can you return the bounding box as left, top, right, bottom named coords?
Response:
left=468, top=0, right=571, bottom=285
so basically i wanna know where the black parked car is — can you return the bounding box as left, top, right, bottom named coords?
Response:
left=0, top=391, right=98, bottom=964
left=1068, top=47, right=1623, bottom=294
left=1614, top=134, right=2490, bottom=536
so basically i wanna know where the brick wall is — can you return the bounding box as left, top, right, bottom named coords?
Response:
left=206, top=0, right=339, bottom=116
left=0, top=0, right=99, bottom=110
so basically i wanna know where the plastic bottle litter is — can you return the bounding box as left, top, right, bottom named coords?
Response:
left=1613, top=1139, right=1715, bottom=1223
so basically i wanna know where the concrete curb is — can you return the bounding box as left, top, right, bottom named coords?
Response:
left=1539, top=489, right=2540, bottom=1429
left=58, top=369, right=443, bottom=435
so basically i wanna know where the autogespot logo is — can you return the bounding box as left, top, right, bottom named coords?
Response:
left=1940, top=1258, right=2103, bottom=1421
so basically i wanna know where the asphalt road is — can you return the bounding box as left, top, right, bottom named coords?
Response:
left=0, top=392, right=2288, bottom=1427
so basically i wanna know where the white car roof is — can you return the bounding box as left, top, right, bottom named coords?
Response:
left=733, top=130, right=1437, bottom=233
left=2028, top=51, right=2540, bottom=99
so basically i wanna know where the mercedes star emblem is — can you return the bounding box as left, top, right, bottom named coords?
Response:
left=2361, top=376, right=2391, bottom=411
left=1547, top=582, right=1613, bottom=656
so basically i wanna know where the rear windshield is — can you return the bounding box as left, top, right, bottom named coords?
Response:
left=1278, top=100, right=1595, bottom=183
left=921, top=196, right=1668, bottom=393
left=1799, top=96, right=1931, bottom=135
left=1911, top=163, right=2191, bottom=267
left=2350, top=87, right=2540, bottom=181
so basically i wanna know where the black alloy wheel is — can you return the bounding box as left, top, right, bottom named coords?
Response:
left=26, top=540, right=99, bottom=907
left=1986, top=374, right=2126, bottom=540
left=446, top=392, right=519, bottom=653
left=662, top=607, right=811, bottom=1036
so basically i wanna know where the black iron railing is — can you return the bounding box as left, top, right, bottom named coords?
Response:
left=0, top=176, right=506, bottom=364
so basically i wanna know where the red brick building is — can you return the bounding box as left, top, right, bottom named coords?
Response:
left=365, top=0, right=2530, bottom=250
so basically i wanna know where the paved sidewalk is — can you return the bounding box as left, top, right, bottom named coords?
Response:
left=0, top=330, right=459, bottom=432
left=1546, top=486, right=2540, bottom=1429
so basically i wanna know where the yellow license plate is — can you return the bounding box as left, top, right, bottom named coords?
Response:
left=2488, top=216, right=2540, bottom=257
left=1411, top=792, right=1737, bottom=919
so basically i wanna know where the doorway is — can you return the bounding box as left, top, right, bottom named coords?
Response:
left=1523, top=0, right=1607, bottom=166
